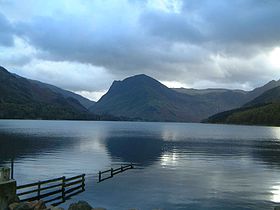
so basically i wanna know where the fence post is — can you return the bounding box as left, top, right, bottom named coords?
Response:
left=11, top=158, right=14, bottom=179
left=121, top=166, right=123, bottom=172
left=82, top=174, right=85, bottom=191
left=37, top=181, right=41, bottom=200
left=62, top=176, right=66, bottom=203
left=98, top=171, right=101, bottom=182
left=110, top=168, right=113, bottom=177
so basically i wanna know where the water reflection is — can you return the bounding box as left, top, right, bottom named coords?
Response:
left=271, top=184, right=280, bottom=203
left=0, top=132, right=78, bottom=163
left=160, top=151, right=178, bottom=166
left=104, top=136, right=164, bottom=166
left=252, top=140, right=280, bottom=168
left=269, top=126, right=280, bottom=139
left=0, top=120, right=280, bottom=209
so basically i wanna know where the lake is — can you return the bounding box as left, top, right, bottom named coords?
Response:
left=1, top=120, right=280, bottom=209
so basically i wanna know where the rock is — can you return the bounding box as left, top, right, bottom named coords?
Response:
left=274, top=207, right=280, bottom=210
left=14, top=196, right=20, bottom=203
left=68, top=201, right=92, bottom=210
left=9, top=202, right=34, bottom=210
left=47, top=206, right=64, bottom=210
left=92, top=208, right=106, bottom=210
left=31, top=200, right=47, bottom=210
left=0, top=179, right=17, bottom=210
left=9, top=202, right=20, bottom=210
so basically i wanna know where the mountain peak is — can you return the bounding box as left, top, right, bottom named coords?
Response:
left=107, top=74, right=167, bottom=94
left=122, top=74, right=157, bottom=83
left=110, top=74, right=154, bottom=86
left=127, top=74, right=151, bottom=79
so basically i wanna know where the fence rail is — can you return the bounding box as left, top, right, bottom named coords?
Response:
left=98, top=164, right=134, bottom=182
left=17, top=174, right=85, bottom=206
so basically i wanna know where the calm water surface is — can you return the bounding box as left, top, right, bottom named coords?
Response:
left=1, top=120, right=280, bottom=210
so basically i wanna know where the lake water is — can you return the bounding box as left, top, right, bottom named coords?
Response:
left=1, top=120, right=280, bottom=209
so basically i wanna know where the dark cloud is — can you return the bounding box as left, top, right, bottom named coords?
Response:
left=17, top=0, right=280, bottom=60
left=200, top=0, right=280, bottom=46
left=17, top=15, right=180, bottom=77
left=140, top=10, right=204, bottom=43
left=0, top=0, right=280, bottom=97
left=141, top=0, right=280, bottom=55
left=15, top=13, right=209, bottom=81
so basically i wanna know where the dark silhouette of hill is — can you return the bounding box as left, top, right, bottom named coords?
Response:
left=91, top=74, right=214, bottom=122
left=0, top=66, right=97, bottom=120
left=26, top=79, right=95, bottom=109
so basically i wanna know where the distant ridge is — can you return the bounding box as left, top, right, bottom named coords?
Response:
left=12, top=73, right=95, bottom=109
left=206, top=86, right=280, bottom=126
left=173, top=79, right=280, bottom=102
left=27, top=79, right=95, bottom=109
left=173, top=88, right=246, bottom=95
left=244, top=86, right=280, bottom=107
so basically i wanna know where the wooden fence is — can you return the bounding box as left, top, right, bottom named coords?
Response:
left=16, top=174, right=85, bottom=206
left=98, top=164, right=134, bottom=182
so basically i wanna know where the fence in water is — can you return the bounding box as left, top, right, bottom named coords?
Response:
left=16, top=174, right=85, bottom=206
left=98, top=163, right=134, bottom=182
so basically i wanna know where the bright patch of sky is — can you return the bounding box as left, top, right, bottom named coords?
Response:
left=147, top=0, right=183, bottom=13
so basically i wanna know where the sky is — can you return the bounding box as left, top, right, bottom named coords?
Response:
left=0, top=0, right=280, bottom=101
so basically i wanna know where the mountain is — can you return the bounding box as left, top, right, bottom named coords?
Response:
left=90, top=74, right=280, bottom=122
left=90, top=74, right=203, bottom=122
left=173, top=88, right=246, bottom=96
left=0, top=66, right=97, bottom=120
left=27, top=79, right=95, bottom=109
left=2, top=65, right=280, bottom=123
left=173, top=79, right=280, bottom=106
left=206, top=86, right=280, bottom=126
left=246, top=79, right=280, bottom=100
left=244, top=86, right=280, bottom=107
left=173, top=88, right=248, bottom=113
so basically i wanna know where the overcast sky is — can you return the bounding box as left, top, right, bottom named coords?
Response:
left=1, top=0, right=280, bottom=101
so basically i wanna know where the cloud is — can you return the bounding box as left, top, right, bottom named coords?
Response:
left=0, top=12, right=14, bottom=46
left=195, top=0, right=280, bottom=46
left=141, top=0, right=280, bottom=55
left=14, top=59, right=114, bottom=92
left=0, top=0, right=280, bottom=97
left=142, top=13, right=203, bottom=43
left=14, top=1, right=149, bottom=75
left=74, top=90, right=107, bottom=101
left=0, top=37, right=35, bottom=67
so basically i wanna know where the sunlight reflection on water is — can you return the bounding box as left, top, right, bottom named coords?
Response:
left=271, top=184, right=280, bottom=203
